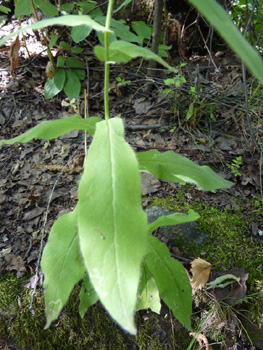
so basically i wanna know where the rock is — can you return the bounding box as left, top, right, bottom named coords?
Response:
left=210, top=269, right=249, bottom=306
left=146, top=206, right=208, bottom=246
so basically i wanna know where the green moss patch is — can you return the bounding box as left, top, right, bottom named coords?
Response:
left=150, top=191, right=263, bottom=328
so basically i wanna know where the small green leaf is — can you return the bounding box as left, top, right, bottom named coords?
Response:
left=71, top=46, right=84, bottom=54
left=59, top=41, right=70, bottom=50
left=36, top=0, right=58, bottom=17
left=0, top=115, right=101, bottom=145
left=113, top=28, right=141, bottom=43
left=54, top=69, right=66, bottom=91
left=164, top=78, right=176, bottom=85
left=0, top=5, right=11, bottom=14
left=132, top=21, right=152, bottom=40
left=15, top=0, right=33, bottom=18
left=79, top=274, right=99, bottom=318
left=137, top=262, right=161, bottom=313
left=48, top=34, right=59, bottom=48
left=78, top=118, right=147, bottom=335
left=148, top=209, right=200, bottom=233
left=41, top=206, right=86, bottom=329
left=77, top=2, right=95, bottom=13
left=71, top=25, right=92, bottom=43
left=137, top=150, right=233, bottom=191
left=60, top=3, right=74, bottom=13
left=64, top=71, right=81, bottom=99
left=44, top=77, right=62, bottom=99
left=145, top=235, right=192, bottom=330
left=206, top=274, right=241, bottom=290
left=158, top=49, right=168, bottom=58
left=113, top=0, right=132, bottom=13
left=66, top=57, right=85, bottom=80
left=186, top=102, right=194, bottom=120
left=57, top=55, right=66, bottom=67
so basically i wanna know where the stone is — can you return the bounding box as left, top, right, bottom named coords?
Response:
left=146, top=206, right=208, bottom=246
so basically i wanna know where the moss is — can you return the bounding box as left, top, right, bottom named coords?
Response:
left=149, top=191, right=263, bottom=329
left=0, top=273, right=133, bottom=349
left=0, top=271, right=192, bottom=350
left=136, top=310, right=192, bottom=349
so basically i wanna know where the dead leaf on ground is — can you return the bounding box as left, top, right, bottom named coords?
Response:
left=5, top=254, right=26, bottom=277
left=189, top=332, right=212, bottom=350
left=8, top=35, right=20, bottom=76
left=190, top=258, right=212, bottom=290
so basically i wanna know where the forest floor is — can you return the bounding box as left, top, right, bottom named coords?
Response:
left=0, top=14, right=263, bottom=350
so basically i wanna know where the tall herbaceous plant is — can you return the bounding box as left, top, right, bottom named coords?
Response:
left=1, top=0, right=263, bottom=335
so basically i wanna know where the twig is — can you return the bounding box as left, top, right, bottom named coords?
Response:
left=124, top=123, right=162, bottom=131
left=146, top=0, right=164, bottom=91
left=23, top=238, right=33, bottom=260
left=30, top=0, right=55, bottom=66
left=197, top=25, right=218, bottom=71
left=84, top=59, right=90, bottom=159
left=29, top=150, right=78, bottom=311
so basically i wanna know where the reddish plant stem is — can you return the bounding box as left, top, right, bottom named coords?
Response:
left=30, top=0, right=55, bottom=66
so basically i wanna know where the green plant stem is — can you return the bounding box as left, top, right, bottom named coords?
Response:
left=104, top=0, right=114, bottom=120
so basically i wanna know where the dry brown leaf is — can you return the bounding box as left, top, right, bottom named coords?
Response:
left=46, top=61, right=55, bottom=79
left=190, top=332, right=212, bottom=350
left=8, top=35, right=20, bottom=75
left=43, top=141, right=51, bottom=150
left=190, top=258, right=212, bottom=290
left=5, top=254, right=26, bottom=277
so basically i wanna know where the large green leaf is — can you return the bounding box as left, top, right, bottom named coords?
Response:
left=0, top=15, right=108, bottom=47
left=145, top=235, right=192, bottom=330
left=0, top=115, right=101, bottom=145
left=78, top=118, right=147, bottom=335
left=136, top=150, right=233, bottom=191
left=148, top=209, right=200, bottom=233
left=94, top=41, right=177, bottom=72
left=41, top=206, right=86, bottom=329
left=137, top=262, right=161, bottom=313
left=189, top=0, right=263, bottom=84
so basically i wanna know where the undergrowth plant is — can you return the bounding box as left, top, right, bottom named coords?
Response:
left=227, top=156, right=242, bottom=177
left=1, top=0, right=263, bottom=338
left=14, top=0, right=170, bottom=100
left=231, top=0, right=263, bottom=52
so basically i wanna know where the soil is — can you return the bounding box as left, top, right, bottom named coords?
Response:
left=0, top=13, right=263, bottom=350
